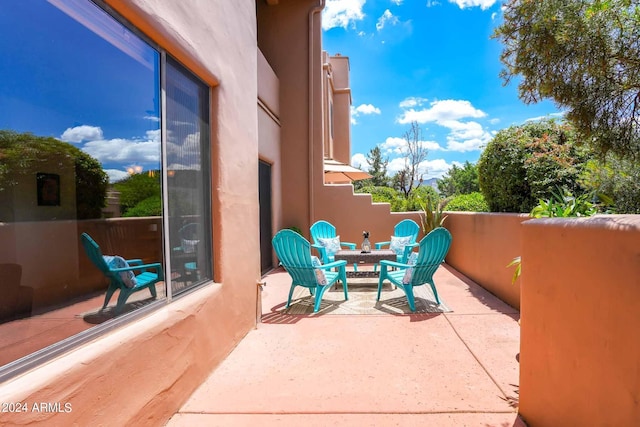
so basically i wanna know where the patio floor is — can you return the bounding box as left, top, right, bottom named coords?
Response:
left=166, top=264, right=524, bottom=427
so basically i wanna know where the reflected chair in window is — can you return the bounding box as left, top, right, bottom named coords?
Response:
left=272, top=229, right=348, bottom=313
left=81, top=233, right=163, bottom=314
left=377, top=227, right=452, bottom=312
left=374, top=219, right=420, bottom=265
left=309, top=220, right=356, bottom=264
left=172, top=223, right=200, bottom=283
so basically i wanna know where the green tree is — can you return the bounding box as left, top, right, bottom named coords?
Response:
left=581, top=154, right=640, bottom=213
left=113, top=172, right=161, bottom=216
left=493, top=0, right=640, bottom=159
left=478, top=119, right=592, bottom=212
left=436, top=161, right=480, bottom=197
left=0, top=129, right=108, bottom=219
left=444, top=192, right=489, bottom=212
left=365, top=146, right=389, bottom=187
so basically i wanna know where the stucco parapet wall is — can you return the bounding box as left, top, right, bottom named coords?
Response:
left=521, top=213, right=640, bottom=231
left=0, top=283, right=233, bottom=426
left=258, top=48, right=280, bottom=119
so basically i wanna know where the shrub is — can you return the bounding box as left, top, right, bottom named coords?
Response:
left=444, top=192, right=489, bottom=212
left=356, top=185, right=406, bottom=212
left=123, top=195, right=161, bottom=217
left=478, top=119, right=592, bottom=212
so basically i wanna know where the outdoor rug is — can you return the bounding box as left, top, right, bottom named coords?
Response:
left=282, top=279, right=452, bottom=315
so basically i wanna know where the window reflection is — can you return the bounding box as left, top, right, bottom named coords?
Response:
left=0, top=0, right=163, bottom=367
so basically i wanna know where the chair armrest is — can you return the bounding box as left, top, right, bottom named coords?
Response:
left=400, top=243, right=419, bottom=263
left=126, top=259, right=143, bottom=266
left=111, top=262, right=164, bottom=280
left=318, top=260, right=347, bottom=270
left=311, top=244, right=328, bottom=262
left=374, top=241, right=390, bottom=249
left=341, top=242, right=356, bottom=249
left=379, top=259, right=410, bottom=269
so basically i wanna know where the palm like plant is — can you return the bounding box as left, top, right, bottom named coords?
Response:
left=419, top=197, right=448, bottom=234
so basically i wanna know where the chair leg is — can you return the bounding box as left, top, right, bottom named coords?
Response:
left=286, top=284, right=297, bottom=308
left=115, top=288, right=133, bottom=314
left=313, top=285, right=331, bottom=312
left=148, top=282, right=158, bottom=298
left=403, top=285, right=416, bottom=312
left=339, top=269, right=348, bottom=301
left=377, top=267, right=387, bottom=301
left=429, top=281, right=441, bottom=305
left=102, top=283, right=117, bottom=310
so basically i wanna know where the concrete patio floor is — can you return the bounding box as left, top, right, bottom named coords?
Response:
left=166, top=264, right=524, bottom=427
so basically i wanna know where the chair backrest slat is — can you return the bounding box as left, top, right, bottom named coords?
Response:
left=412, top=227, right=452, bottom=285
left=272, top=229, right=319, bottom=286
left=310, top=220, right=337, bottom=245
left=394, top=219, right=420, bottom=243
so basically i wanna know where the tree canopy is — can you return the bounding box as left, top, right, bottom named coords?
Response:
left=0, top=129, right=108, bottom=219
left=493, top=0, right=640, bottom=159
left=436, top=161, right=480, bottom=197
left=477, top=119, right=592, bottom=212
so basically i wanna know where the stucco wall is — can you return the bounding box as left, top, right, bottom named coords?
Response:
left=519, top=215, right=640, bottom=427
left=257, top=0, right=321, bottom=235
left=0, top=1, right=261, bottom=425
left=445, top=212, right=528, bottom=310
left=258, top=50, right=282, bottom=270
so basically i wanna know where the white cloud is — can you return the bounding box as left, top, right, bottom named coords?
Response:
left=60, top=125, right=104, bottom=143
left=144, top=115, right=160, bottom=122
left=351, top=153, right=368, bottom=169
left=351, top=103, right=381, bottom=124
left=83, top=137, right=161, bottom=164
left=426, top=0, right=441, bottom=7
left=354, top=104, right=381, bottom=115
left=448, top=0, right=498, bottom=10
left=380, top=136, right=444, bottom=156
left=386, top=157, right=455, bottom=179
left=322, top=0, right=366, bottom=30
left=397, top=99, right=486, bottom=124
left=105, top=169, right=129, bottom=183
left=391, top=0, right=403, bottom=5
left=398, top=97, right=427, bottom=109
left=376, top=9, right=399, bottom=31
left=440, top=120, right=493, bottom=152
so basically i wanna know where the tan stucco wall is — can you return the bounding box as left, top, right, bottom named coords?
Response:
left=445, top=212, right=528, bottom=310
left=258, top=50, right=282, bottom=270
left=0, top=1, right=261, bottom=425
left=519, top=215, right=640, bottom=427
left=257, top=0, right=322, bottom=236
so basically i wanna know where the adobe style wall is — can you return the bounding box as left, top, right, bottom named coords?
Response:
left=0, top=1, right=261, bottom=425
left=519, top=215, right=640, bottom=426
left=445, top=212, right=528, bottom=310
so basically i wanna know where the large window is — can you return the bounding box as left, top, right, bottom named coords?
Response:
left=0, top=0, right=212, bottom=378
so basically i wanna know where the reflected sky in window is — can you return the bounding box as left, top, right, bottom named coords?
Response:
left=0, top=0, right=160, bottom=183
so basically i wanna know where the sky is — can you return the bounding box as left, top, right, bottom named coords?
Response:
left=322, top=0, right=564, bottom=180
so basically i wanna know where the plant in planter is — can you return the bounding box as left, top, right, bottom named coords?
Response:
left=419, top=196, right=448, bottom=234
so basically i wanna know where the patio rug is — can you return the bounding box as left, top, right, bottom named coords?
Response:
left=282, top=279, right=451, bottom=315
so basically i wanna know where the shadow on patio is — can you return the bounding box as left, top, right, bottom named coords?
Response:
left=167, top=264, right=525, bottom=427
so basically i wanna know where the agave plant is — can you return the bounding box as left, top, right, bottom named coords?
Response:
left=419, top=197, right=448, bottom=234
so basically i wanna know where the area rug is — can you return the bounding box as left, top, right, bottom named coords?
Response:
left=282, top=279, right=452, bottom=315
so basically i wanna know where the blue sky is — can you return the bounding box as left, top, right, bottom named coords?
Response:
left=322, top=0, right=564, bottom=179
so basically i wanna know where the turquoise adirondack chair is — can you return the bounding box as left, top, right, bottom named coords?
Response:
left=374, top=219, right=421, bottom=264
left=377, top=227, right=452, bottom=312
left=309, top=220, right=356, bottom=264
left=81, top=233, right=164, bottom=314
left=272, top=229, right=348, bottom=313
